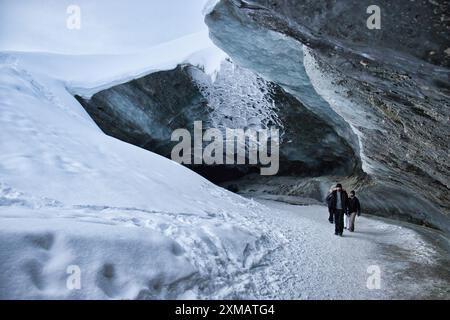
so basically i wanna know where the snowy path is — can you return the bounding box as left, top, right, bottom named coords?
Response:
left=235, top=199, right=450, bottom=300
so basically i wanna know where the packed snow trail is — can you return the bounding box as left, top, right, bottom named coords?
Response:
left=233, top=199, right=450, bottom=300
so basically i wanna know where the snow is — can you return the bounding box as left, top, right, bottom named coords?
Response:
left=0, top=214, right=196, bottom=299
left=241, top=200, right=450, bottom=300
left=2, top=31, right=227, bottom=99
left=0, top=61, right=281, bottom=299
left=0, top=0, right=227, bottom=98
left=0, top=0, right=265, bottom=299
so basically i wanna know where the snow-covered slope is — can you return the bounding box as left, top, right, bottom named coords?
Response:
left=0, top=0, right=274, bottom=299
left=0, top=60, right=280, bottom=299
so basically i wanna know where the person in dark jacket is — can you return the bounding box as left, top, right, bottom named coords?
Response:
left=347, top=190, right=361, bottom=232
left=326, top=183, right=349, bottom=236
left=326, top=185, right=335, bottom=224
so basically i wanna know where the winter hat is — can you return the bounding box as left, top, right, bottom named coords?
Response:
left=336, top=183, right=343, bottom=188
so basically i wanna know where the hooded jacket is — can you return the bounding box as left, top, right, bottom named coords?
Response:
left=348, top=196, right=361, bottom=215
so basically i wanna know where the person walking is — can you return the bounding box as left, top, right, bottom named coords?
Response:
left=326, top=185, right=335, bottom=224
left=347, top=190, right=361, bottom=232
left=326, top=183, right=349, bottom=236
